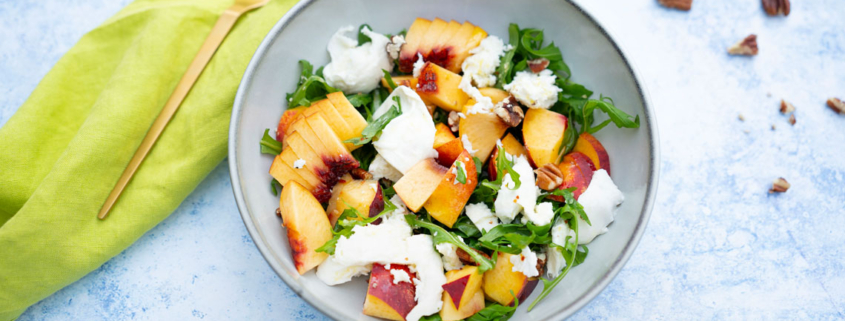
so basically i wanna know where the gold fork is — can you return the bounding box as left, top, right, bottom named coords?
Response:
left=98, top=0, right=270, bottom=220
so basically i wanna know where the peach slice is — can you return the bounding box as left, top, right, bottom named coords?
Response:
left=269, top=155, right=315, bottom=191
left=441, top=290, right=484, bottom=321
left=442, top=266, right=483, bottom=310
left=458, top=106, right=509, bottom=162
left=398, top=18, right=433, bottom=73
left=325, top=92, right=368, bottom=144
left=477, top=88, right=510, bottom=104
left=363, top=263, right=418, bottom=321
left=552, top=151, right=595, bottom=201
left=276, top=106, right=306, bottom=142
left=487, top=133, right=527, bottom=181
left=435, top=137, right=465, bottom=167
left=394, top=158, right=449, bottom=212
left=433, top=123, right=456, bottom=148
left=443, top=22, right=487, bottom=73
left=279, top=147, right=329, bottom=201
left=279, top=181, right=333, bottom=275
left=416, top=62, right=468, bottom=112
left=573, top=132, right=611, bottom=175
left=326, top=179, right=384, bottom=226
left=482, top=252, right=540, bottom=306
left=423, top=151, right=477, bottom=228
left=418, top=18, right=449, bottom=57
left=522, top=108, right=569, bottom=168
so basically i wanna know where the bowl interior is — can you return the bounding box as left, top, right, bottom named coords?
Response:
left=229, top=0, right=658, bottom=320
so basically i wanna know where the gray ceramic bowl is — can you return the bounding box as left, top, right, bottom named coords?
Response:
left=229, top=0, right=659, bottom=319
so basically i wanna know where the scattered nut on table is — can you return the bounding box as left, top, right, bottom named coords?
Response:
left=769, top=177, right=790, bottom=193
left=827, top=97, right=845, bottom=114
left=788, top=114, right=796, bottom=125
left=493, top=96, right=525, bottom=128
left=658, top=0, right=693, bottom=11
left=762, top=0, right=790, bottom=16
left=780, top=100, right=795, bottom=114
left=535, top=164, right=564, bottom=191
left=728, top=35, right=758, bottom=56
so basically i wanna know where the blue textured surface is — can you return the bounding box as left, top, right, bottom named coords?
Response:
left=2, top=0, right=844, bottom=320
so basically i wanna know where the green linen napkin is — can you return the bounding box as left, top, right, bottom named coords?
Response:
left=0, top=0, right=297, bottom=318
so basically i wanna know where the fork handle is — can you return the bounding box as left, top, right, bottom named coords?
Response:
left=98, top=8, right=246, bottom=220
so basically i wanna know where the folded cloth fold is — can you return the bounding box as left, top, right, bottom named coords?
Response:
left=0, top=0, right=297, bottom=318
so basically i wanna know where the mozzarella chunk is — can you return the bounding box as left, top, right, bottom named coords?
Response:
left=503, top=69, right=562, bottom=109
left=509, top=246, right=540, bottom=278
left=461, top=36, right=508, bottom=88
left=435, top=242, right=463, bottom=271
left=372, top=86, right=438, bottom=173
left=493, top=155, right=537, bottom=223
left=459, top=75, right=494, bottom=115
left=323, top=26, right=393, bottom=94
left=369, top=154, right=403, bottom=182
left=575, top=169, right=624, bottom=244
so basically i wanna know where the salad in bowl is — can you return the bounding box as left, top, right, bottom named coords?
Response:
left=258, top=17, right=640, bottom=321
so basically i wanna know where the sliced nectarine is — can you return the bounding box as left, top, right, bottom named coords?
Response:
left=279, top=147, right=329, bottom=201
left=416, top=62, right=468, bottom=112
left=398, top=18, right=432, bottom=73
left=477, top=88, right=510, bottom=104
left=363, top=263, right=418, bottom=321
left=326, top=179, right=384, bottom=226
left=573, top=132, right=611, bottom=175
left=522, top=108, right=569, bottom=168
left=279, top=181, right=332, bottom=275
left=394, top=158, right=449, bottom=212
left=418, top=18, right=449, bottom=57
left=325, top=92, right=368, bottom=144
left=269, top=155, right=315, bottom=191
left=435, top=137, right=465, bottom=167
left=482, top=252, right=540, bottom=306
left=441, top=289, right=484, bottom=321
left=442, top=266, right=483, bottom=310
left=434, top=123, right=456, bottom=148
left=423, top=151, right=477, bottom=227
left=552, top=151, right=595, bottom=201
left=487, top=133, right=527, bottom=181
left=458, top=108, right=509, bottom=162
left=443, top=22, right=487, bottom=73
left=276, top=106, right=306, bottom=142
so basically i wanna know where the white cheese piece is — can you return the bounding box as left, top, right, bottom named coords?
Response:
left=546, top=218, right=577, bottom=278
left=459, top=75, right=494, bottom=115
left=412, top=53, right=425, bottom=78
left=461, top=134, right=478, bottom=156
left=368, top=154, right=403, bottom=182
left=372, top=86, right=438, bottom=173
left=509, top=246, right=540, bottom=278
left=315, top=214, right=445, bottom=321
left=575, top=169, right=624, bottom=244
left=315, top=256, right=372, bottom=286
left=503, top=69, right=562, bottom=109
left=323, top=26, right=393, bottom=94
left=435, top=242, right=463, bottom=271
left=386, top=35, right=405, bottom=60
left=525, top=202, right=555, bottom=227
left=390, top=268, right=412, bottom=284
left=493, top=155, right=537, bottom=223
left=545, top=246, right=565, bottom=278
left=465, top=203, right=499, bottom=233
left=461, top=36, right=507, bottom=88
left=292, top=158, right=306, bottom=169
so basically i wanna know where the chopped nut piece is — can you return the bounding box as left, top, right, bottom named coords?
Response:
left=535, top=164, right=564, bottom=191
left=351, top=168, right=373, bottom=180
left=738, top=113, right=746, bottom=121
left=447, top=111, right=460, bottom=132
left=275, top=207, right=282, bottom=217
left=771, top=124, right=776, bottom=130
left=385, top=35, right=405, bottom=60
left=536, top=255, right=546, bottom=276
left=658, top=0, right=692, bottom=11
left=762, top=0, right=790, bottom=16
left=456, top=247, right=491, bottom=266
left=769, top=177, right=790, bottom=193
left=493, top=96, right=525, bottom=128
left=780, top=100, right=795, bottom=114
left=788, top=114, right=796, bottom=125
left=728, top=35, right=759, bottom=56
left=527, top=58, right=550, bottom=73
left=827, top=97, right=845, bottom=114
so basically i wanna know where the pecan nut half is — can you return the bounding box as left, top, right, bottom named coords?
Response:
left=456, top=247, right=491, bottom=266
left=827, top=97, right=845, bottom=114
left=351, top=168, right=373, bottom=180
left=769, top=177, right=790, bottom=193
left=448, top=111, right=461, bottom=132
left=658, top=0, right=693, bottom=11
left=493, top=96, right=525, bottom=128
left=762, top=0, right=790, bottom=16
left=728, top=35, right=759, bottom=56
left=527, top=58, right=550, bottom=73
left=535, top=164, right=564, bottom=191
left=780, top=100, right=796, bottom=114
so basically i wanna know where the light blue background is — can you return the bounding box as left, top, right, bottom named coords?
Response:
left=2, top=0, right=844, bottom=320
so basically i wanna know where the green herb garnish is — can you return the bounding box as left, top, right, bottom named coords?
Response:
left=456, top=161, right=468, bottom=184
left=345, top=96, right=403, bottom=146
left=260, top=129, right=283, bottom=155
left=382, top=69, right=398, bottom=91
left=285, top=60, right=340, bottom=108
left=357, top=24, right=373, bottom=45
left=405, top=215, right=495, bottom=273
left=467, top=293, right=519, bottom=321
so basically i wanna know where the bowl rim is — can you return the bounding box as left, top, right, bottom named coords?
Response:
left=228, top=1, right=660, bottom=320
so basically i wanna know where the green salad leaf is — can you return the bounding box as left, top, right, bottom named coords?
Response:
left=345, top=96, right=402, bottom=146
left=456, top=161, right=468, bottom=184
left=467, top=294, right=519, bottom=321
left=259, top=129, right=283, bottom=155
left=405, top=215, right=495, bottom=273
left=316, top=196, right=398, bottom=255
left=357, top=24, right=373, bottom=44
left=382, top=69, right=398, bottom=91
left=477, top=222, right=552, bottom=254
left=286, top=60, right=340, bottom=108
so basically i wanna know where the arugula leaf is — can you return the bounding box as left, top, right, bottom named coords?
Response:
left=346, top=93, right=373, bottom=108
left=357, top=24, right=373, bottom=45
left=543, top=188, right=591, bottom=226
left=495, top=24, right=520, bottom=89
left=467, top=295, right=519, bottom=321
left=472, top=156, right=484, bottom=175
left=382, top=69, right=398, bottom=91
left=557, top=117, right=578, bottom=162
left=345, top=96, right=402, bottom=146
left=452, top=215, right=481, bottom=238
left=270, top=179, right=281, bottom=196
left=316, top=197, right=398, bottom=255
left=527, top=216, right=583, bottom=311
left=260, top=129, right=283, bottom=155
left=418, top=314, right=442, bottom=321
left=456, top=161, right=467, bottom=184
left=285, top=60, right=339, bottom=108
left=351, top=143, right=377, bottom=170
left=495, top=147, right=521, bottom=190
left=581, top=96, right=639, bottom=134
left=405, top=215, right=495, bottom=273
left=477, top=223, right=552, bottom=254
